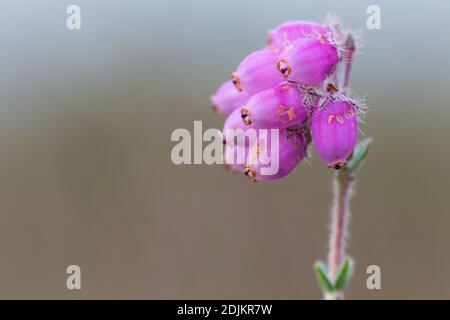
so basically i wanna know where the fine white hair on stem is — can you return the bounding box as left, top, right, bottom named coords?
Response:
left=327, top=170, right=355, bottom=287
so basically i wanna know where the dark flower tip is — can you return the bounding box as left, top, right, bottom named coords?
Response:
left=328, top=160, right=347, bottom=170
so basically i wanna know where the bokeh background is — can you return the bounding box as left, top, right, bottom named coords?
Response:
left=0, top=0, right=449, bottom=299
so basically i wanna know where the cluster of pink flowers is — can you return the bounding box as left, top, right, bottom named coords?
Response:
left=211, top=20, right=364, bottom=181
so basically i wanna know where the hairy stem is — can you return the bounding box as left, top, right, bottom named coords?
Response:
left=341, top=34, right=356, bottom=94
left=326, top=170, right=355, bottom=300
left=342, top=59, right=353, bottom=94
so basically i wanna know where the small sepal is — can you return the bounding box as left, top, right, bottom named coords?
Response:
left=313, top=261, right=334, bottom=293
left=345, top=138, right=372, bottom=173
left=334, top=257, right=354, bottom=291
left=314, top=257, right=354, bottom=295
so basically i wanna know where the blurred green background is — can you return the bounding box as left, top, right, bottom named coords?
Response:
left=0, top=0, right=449, bottom=299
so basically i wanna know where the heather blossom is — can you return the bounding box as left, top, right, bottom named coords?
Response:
left=210, top=17, right=371, bottom=300
left=211, top=80, right=250, bottom=116
left=231, top=49, right=284, bottom=94
left=277, top=37, right=339, bottom=85
left=240, top=82, right=307, bottom=129
left=244, top=128, right=306, bottom=181
left=211, top=18, right=365, bottom=181
left=311, top=99, right=359, bottom=169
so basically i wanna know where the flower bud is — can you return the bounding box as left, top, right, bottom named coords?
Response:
left=222, top=108, right=257, bottom=173
left=232, top=49, right=284, bottom=94
left=311, top=100, right=358, bottom=169
left=277, top=38, right=339, bottom=85
left=224, top=143, right=246, bottom=173
left=244, top=129, right=306, bottom=181
left=211, top=80, right=250, bottom=116
left=240, top=83, right=307, bottom=129
left=268, top=21, right=328, bottom=52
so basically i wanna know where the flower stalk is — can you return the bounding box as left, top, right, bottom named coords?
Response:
left=314, top=139, right=372, bottom=300
left=329, top=172, right=353, bottom=277
left=341, top=34, right=356, bottom=94
left=326, top=169, right=354, bottom=300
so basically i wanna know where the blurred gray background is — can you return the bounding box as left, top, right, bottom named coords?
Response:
left=0, top=0, right=449, bottom=299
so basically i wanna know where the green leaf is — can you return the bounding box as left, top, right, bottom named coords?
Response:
left=314, top=261, right=334, bottom=293
left=334, top=257, right=354, bottom=291
left=346, top=138, right=373, bottom=172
